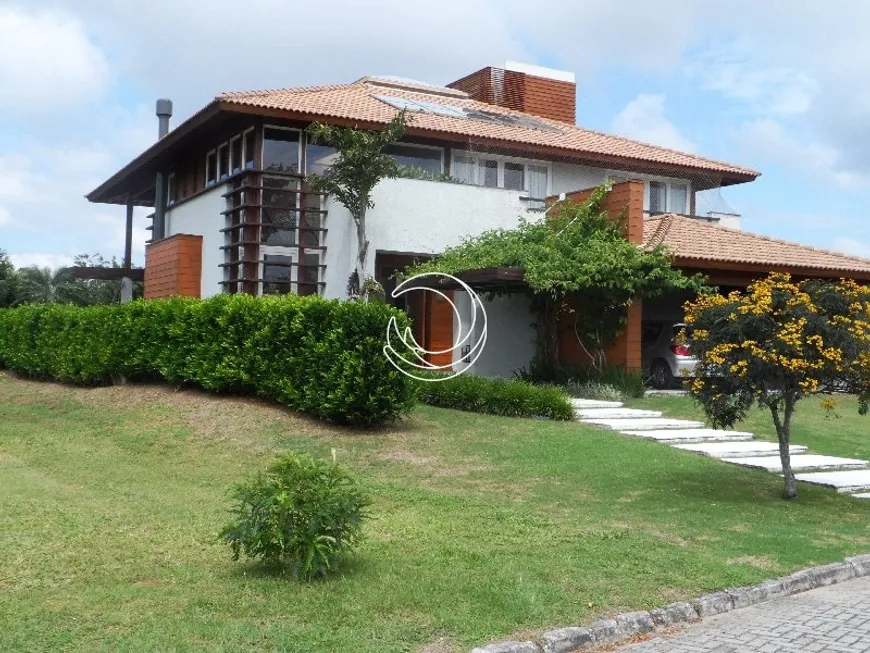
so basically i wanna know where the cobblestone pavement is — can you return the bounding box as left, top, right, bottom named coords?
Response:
left=620, top=575, right=870, bottom=652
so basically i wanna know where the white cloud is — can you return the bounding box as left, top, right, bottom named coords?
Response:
left=732, top=119, right=868, bottom=189
left=610, top=94, right=696, bottom=152
left=687, top=41, right=818, bottom=116
left=0, top=7, right=109, bottom=117
left=9, top=253, right=75, bottom=269
left=832, top=237, right=870, bottom=259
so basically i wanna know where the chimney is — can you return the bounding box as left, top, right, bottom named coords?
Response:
left=447, top=62, right=576, bottom=124
left=156, top=98, right=173, bottom=138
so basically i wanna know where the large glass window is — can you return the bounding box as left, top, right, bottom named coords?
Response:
left=452, top=154, right=475, bottom=184
left=263, top=128, right=301, bottom=173
left=262, top=254, right=294, bottom=295
left=230, top=137, right=242, bottom=174
left=386, top=144, right=442, bottom=177
left=218, top=144, right=229, bottom=180
left=306, top=142, right=338, bottom=176
left=261, top=177, right=299, bottom=247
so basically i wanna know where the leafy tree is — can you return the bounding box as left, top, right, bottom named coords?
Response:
left=11, top=253, right=141, bottom=306
left=306, top=111, right=408, bottom=300
left=684, top=273, right=870, bottom=499
left=411, top=183, right=705, bottom=373
left=0, top=249, right=16, bottom=308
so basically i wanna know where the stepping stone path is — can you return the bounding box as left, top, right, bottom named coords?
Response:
left=571, top=397, right=870, bottom=498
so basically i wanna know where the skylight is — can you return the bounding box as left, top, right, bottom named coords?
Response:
left=373, top=95, right=561, bottom=133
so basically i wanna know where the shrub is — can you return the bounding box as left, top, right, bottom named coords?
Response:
left=220, top=453, right=370, bottom=580
left=564, top=380, right=624, bottom=402
left=564, top=365, right=647, bottom=399
left=417, top=374, right=574, bottom=420
left=0, top=294, right=416, bottom=426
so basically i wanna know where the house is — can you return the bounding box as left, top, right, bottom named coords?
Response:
left=87, top=61, right=870, bottom=377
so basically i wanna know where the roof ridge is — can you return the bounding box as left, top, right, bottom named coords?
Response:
left=220, top=82, right=356, bottom=99
left=643, top=214, right=675, bottom=250
left=669, top=214, right=870, bottom=266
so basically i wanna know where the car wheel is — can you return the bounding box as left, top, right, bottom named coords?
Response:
left=650, top=360, right=673, bottom=390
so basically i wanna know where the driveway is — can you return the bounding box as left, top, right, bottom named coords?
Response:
left=619, top=575, right=870, bottom=652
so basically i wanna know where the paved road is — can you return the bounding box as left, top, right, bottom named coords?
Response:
left=620, top=575, right=870, bottom=652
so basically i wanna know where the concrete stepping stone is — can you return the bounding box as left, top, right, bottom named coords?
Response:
left=581, top=417, right=705, bottom=431
left=721, top=454, right=869, bottom=472
left=576, top=408, right=662, bottom=419
left=570, top=399, right=624, bottom=409
left=621, top=428, right=753, bottom=443
left=794, top=469, right=870, bottom=493
left=673, top=441, right=807, bottom=458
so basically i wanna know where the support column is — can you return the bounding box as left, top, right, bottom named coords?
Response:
left=121, top=197, right=134, bottom=303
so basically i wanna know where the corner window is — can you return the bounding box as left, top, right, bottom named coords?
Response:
left=263, top=127, right=301, bottom=173
left=262, top=254, right=294, bottom=295
left=670, top=184, right=688, bottom=215
left=306, top=142, right=338, bottom=176
left=647, top=180, right=689, bottom=214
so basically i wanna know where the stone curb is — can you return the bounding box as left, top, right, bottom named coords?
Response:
left=469, top=553, right=870, bottom=653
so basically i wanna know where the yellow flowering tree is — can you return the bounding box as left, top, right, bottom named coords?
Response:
left=684, top=273, right=870, bottom=499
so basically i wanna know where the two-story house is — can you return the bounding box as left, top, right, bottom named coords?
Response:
left=87, top=61, right=870, bottom=377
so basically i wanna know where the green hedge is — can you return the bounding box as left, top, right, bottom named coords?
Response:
left=0, top=295, right=416, bottom=426
left=417, top=374, right=574, bottom=420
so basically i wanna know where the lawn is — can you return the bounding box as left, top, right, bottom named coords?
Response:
left=2, top=372, right=870, bottom=653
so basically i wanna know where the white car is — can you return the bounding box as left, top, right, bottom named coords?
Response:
left=642, top=322, right=698, bottom=389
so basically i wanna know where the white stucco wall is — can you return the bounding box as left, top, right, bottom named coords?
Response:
left=709, top=212, right=742, bottom=230
left=323, top=177, right=535, bottom=299
left=450, top=291, right=537, bottom=379
left=165, top=185, right=226, bottom=297
left=550, top=161, right=608, bottom=196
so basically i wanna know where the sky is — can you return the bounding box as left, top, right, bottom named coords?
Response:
left=2, top=0, right=870, bottom=269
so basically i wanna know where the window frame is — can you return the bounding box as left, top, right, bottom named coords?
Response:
left=606, top=171, right=692, bottom=215
left=261, top=124, right=302, bottom=174
left=166, top=172, right=176, bottom=207
left=205, top=150, right=217, bottom=187
left=385, top=142, right=445, bottom=176
left=449, top=151, right=552, bottom=197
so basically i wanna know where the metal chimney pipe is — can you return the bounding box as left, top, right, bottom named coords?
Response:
left=156, top=98, right=173, bottom=138
left=153, top=98, right=173, bottom=240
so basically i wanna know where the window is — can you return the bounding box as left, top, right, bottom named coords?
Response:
left=206, top=151, right=217, bottom=186
left=306, top=142, right=338, bottom=176
left=670, top=183, right=688, bottom=214
left=479, top=159, right=498, bottom=187
left=166, top=173, right=176, bottom=207
left=385, top=144, right=442, bottom=177
left=503, top=162, right=525, bottom=191
left=230, top=136, right=242, bottom=174
left=263, top=127, right=300, bottom=173
left=262, top=254, right=294, bottom=295
left=649, top=181, right=667, bottom=214
left=450, top=152, right=549, bottom=200
left=218, top=144, right=229, bottom=180
left=243, top=129, right=256, bottom=170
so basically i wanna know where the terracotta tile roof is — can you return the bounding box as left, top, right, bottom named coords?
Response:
left=219, top=80, right=758, bottom=181
left=644, top=214, right=870, bottom=275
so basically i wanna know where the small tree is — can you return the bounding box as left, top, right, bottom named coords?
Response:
left=306, top=111, right=408, bottom=300
left=411, top=183, right=705, bottom=374
left=685, top=273, right=870, bottom=499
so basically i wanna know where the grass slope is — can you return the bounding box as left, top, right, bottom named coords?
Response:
left=2, top=373, right=869, bottom=653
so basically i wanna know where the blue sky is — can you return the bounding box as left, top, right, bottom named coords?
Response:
left=2, top=0, right=869, bottom=268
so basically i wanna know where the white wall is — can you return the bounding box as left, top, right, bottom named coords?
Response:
left=451, top=291, right=537, bottom=378
left=165, top=184, right=226, bottom=297
left=709, top=212, right=742, bottom=230
left=323, top=177, right=535, bottom=299
left=551, top=161, right=608, bottom=196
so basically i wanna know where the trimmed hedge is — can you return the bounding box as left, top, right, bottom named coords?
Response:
left=417, top=374, right=574, bottom=420
left=0, top=295, right=416, bottom=426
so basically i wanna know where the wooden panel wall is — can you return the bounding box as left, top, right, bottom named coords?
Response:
left=448, top=67, right=577, bottom=124
left=556, top=180, right=645, bottom=370
left=144, top=234, right=203, bottom=299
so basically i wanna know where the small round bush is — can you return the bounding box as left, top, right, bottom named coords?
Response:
left=220, top=453, right=370, bottom=580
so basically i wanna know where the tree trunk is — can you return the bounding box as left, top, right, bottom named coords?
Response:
left=771, top=397, right=798, bottom=499
left=353, top=206, right=369, bottom=301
